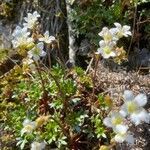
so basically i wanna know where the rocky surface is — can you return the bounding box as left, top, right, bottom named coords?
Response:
left=96, top=62, right=150, bottom=150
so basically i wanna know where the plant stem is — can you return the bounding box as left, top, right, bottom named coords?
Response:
left=127, top=2, right=137, bottom=56
left=92, top=55, right=99, bottom=101
left=34, top=60, right=46, bottom=93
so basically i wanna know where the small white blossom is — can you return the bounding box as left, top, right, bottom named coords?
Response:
left=103, top=112, right=124, bottom=129
left=12, top=26, right=29, bottom=37
left=31, top=141, right=46, bottom=150
left=114, top=124, right=134, bottom=145
left=96, top=23, right=132, bottom=59
left=23, top=11, right=40, bottom=29
left=98, top=27, right=117, bottom=43
left=120, top=90, right=149, bottom=125
left=114, top=22, right=132, bottom=38
left=21, top=119, right=36, bottom=136
left=12, top=26, right=33, bottom=48
left=97, top=40, right=116, bottom=58
left=39, top=31, right=55, bottom=44
left=28, top=42, right=46, bottom=61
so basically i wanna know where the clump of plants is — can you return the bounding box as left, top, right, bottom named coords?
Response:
left=69, top=0, right=150, bottom=53
left=68, top=0, right=128, bottom=45
left=0, top=10, right=149, bottom=150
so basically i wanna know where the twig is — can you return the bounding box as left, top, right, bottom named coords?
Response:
left=127, top=4, right=137, bottom=56
left=136, top=19, right=150, bottom=24
left=85, top=57, right=94, bottom=75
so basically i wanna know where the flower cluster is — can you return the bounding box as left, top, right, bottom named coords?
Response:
left=12, top=11, right=55, bottom=62
left=12, top=26, right=33, bottom=48
left=21, top=115, right=49, bottom=149
left=103, top=90, right=149, bottom=144
left=23, top=11, right=40, bottom=29
left=21, top=119, right=36, bottom=136
left=97, top=23, right=131, bottom=60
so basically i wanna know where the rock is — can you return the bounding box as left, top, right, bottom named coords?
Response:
left=128, top=48, right=150, bottom=69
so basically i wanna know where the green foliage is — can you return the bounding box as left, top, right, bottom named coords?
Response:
left=91, top=114, right=106, bottom=138
left=69, top=0, right=150, bottom=51
left=60, top=78, right=77, bottom=96
left=75, top=67, right=93, bottom=88
left=42, top=118, right=61, bottom=144
left=69, top=0, right=128, bottom=45
left=0, top=64, right=110, bottom=149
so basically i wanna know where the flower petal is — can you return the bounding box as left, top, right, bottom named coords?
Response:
left=44, top=31, right=49, bottom=37
left=130, top=109, right=149, bottom=125
left=103, top=117, right=112, bottom=127
left=23, top=119, right=31, bottom=126
left=40, top=50, right=46, bottom=57
left=130, top=113, right=141, bottom=125
left=114, top=134, right=126, bottom=143
left=37, top=42, right=44, bottom=50
left=125, top=134, right=134, bottom=145
left=125, top=31, right=132, bottom=36
left=49, top=36, right=55, bottom=41
left=123, top=90, right=134, bottom=101
left=39, top=37, right=44, bottom=42
left=123, top=25, right=130, bottom=31
left=134, top=93, right=147, bottom=107
left=119, top=104, right=128, bottom=117
left=138, top=109, right=150, bottom=123
left=102, top=51, right=116, bottom=59
left=114, top=22, right=121, bottom=29
left=114, top=124, right=128, bottom=134
left=99, top=40, right=105, bottom=47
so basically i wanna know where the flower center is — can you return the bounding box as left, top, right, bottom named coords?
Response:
left=112, top=117, right=122, bottom=125
left=117, top=31, right=123, bottom=38
left=127, top=101, right=137, bottom=113
left=104, top=34, right=112, bottom=42
left=104, top=46, right=112, bottom=54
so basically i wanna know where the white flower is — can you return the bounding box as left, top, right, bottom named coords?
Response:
left=119, top=90, right=149, bottom=125
left=103, top=112, right=124, bottom=129
left=114, top=22, right=132, bottom=38
left=28, top=42, right=46, bottom=61
left=114, top=124, right=134, bottom=145
left=12, top=26, right=33, bottom=48
left=130, top=109, right=150, bottom=126
left=23, top=11, right=40, bottom=29
left=31, top=141, right=46, bottom=150
left=21, top=119, right=36, bottom=136
left=39, top=31, right=55, bottom=44
left=12, top=26, right=30, bottom=37
left=98, top=27, right=118, bottom=43
left=97, top=40, right=116, bottom=58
